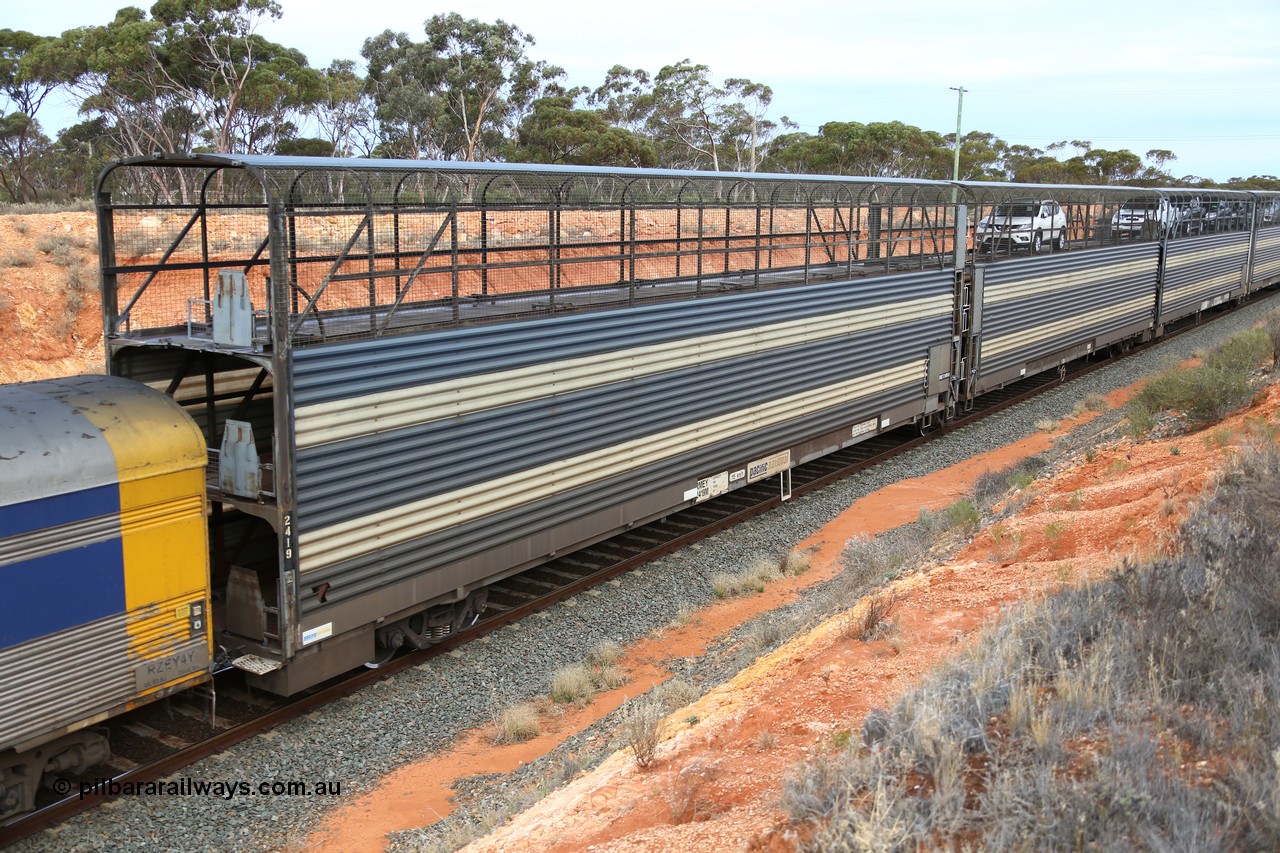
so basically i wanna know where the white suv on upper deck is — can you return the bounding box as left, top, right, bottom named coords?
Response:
left=975, top=199, right=1068, bottom=253
left=1111, top=198, right=1179, bottom=237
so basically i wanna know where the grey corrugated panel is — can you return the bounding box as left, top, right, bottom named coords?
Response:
left=293, top=317, right=942, bottom=530
left=297, top=382, right=922, bottom=613
left=0, top=613, right=132, bottom=751
left=290, top=270, right=955, bottom=407
left=1161, top=231, right=1252, bottom=323
left=978, top=242, right=1158, bottom=289
left=1250, top=227, right=1280, bottom=283
left=0, top=514, right=120, bottom=568
left=976, top=244, right=1159, bottom=382
left=289, top=269, right=953, bottom=595
left=980, top=283, right=1153, bottom=376
left=296, top=354, right=930, bottom=573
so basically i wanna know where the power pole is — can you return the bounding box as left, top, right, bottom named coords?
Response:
left=950, top=86, right=967, bottom=186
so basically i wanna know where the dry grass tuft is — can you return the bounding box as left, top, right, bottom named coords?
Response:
left=0, top=248, right=35, bottom=268
left=491, top=703, right=540, bottom=745
left=711, top=555, right=782, bottom=598
left=550, top=664, right=594, bottom=704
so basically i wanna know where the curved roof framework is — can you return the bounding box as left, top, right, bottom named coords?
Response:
left=94, top=154, right=1275, bottom=349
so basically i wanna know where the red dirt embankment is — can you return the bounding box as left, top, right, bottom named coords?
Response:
left=0, top=212, right=103, bottom=383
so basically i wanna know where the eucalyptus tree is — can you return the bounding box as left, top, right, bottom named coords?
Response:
left=507, top=93, right=656, bottom=167
left=762, top=120, right=950, bottom=179
left=0, top=29, right=61, bottom=201
left=305, top=59, right=377, bottom=157
left=362, top=13, right=562, bottom=161
left=56, top=0, right=321, bottom=158
left=586, top=61, right=777, bottom=171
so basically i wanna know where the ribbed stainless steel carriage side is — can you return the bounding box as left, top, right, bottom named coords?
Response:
left=1160, top=230, right=1252, bottom=324
left=286, top=269, right=956, bottom=636
left=1250, top=224, right=1280, bottom=290
left=971, top=242, right=1160, bottom=394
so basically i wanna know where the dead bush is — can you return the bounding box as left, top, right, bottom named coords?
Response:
left=843, top=592, right=900, bottom=642
left=621, top=698, right=666, bottom=769
left=0, top=248, right=34, bottom=268
left=661, top=759, right=720, bottom=824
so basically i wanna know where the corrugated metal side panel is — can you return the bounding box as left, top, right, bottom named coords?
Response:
left=295, top=317, right=939, bottom=530
left=0, top=613, right=131, bottom=752
left=290, top=272, right=950, bottom=410
left=299, top=380, right=921, bottom=613
left=1250, top=227, right=1280, bottom=286
left=1161, top=231, right=1251, bottom=324
left=290, top=270, right=955, bottom=599
left=976, top=243, right=1158, bottom=391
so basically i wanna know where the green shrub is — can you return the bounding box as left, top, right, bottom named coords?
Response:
left=943, top=498, right=981, bottom=532
left=1130, top=326, right=1270, bottom=430
left=973, top=456, right=1049, bottom=510
left=1265, top=311, right=1280, bottom=368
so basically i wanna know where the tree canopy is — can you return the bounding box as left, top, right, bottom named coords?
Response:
left=0, top=4, right=1258, bottom=202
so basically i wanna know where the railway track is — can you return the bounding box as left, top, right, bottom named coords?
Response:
left=3, top=291, right=1273, bottom=846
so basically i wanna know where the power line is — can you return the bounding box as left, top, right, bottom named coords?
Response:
left=975, top=86, right=1280, bottom=96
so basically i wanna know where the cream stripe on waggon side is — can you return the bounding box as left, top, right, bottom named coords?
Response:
left=981, top=294, right=1156, bottom=359
left=1165, top=241, right=1250, bottom=270
left=297, top=359, right=924, bottom=572
left=983, top=258, right=1154, bottom=305
left=294, top=293, right=952, bottom=450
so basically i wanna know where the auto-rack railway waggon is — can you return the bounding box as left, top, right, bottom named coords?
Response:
left=2, top=155, right=1278, bottom=818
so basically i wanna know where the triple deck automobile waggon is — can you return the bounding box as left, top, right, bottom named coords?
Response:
left=2, top=154, right=1279, bottom=818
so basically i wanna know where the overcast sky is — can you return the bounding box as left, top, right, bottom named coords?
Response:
left=9, top=0, right=1279, bottom=182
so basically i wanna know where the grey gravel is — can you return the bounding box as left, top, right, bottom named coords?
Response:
left=14, top=293, right=1280, bottom=853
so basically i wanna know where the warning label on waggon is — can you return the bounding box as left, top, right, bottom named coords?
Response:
left=695, top=472, right=730, bottom=502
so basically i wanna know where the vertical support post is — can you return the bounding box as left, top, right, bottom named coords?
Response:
left=804, top=202, right=813, bottom=283
left=480, top=208, right=490, bottom=296
left=954, top=204, right=968, bottom=272
left=451, top=205, right=460, bottom=324
left=695, top=203, right=705, bottom=295
left=868, top=203, right=883, bottom=263
left=199, top=196, right=212, bottom=325
left=266, top=197, right=296, bottom=661
left=675, top=202, right=683, bottom=280
left=753, top=201, right=763, bottom=287
left=392, top=202, right=403, bottom=302
left=96, top=188, right=119, bottom=356
left=628, top=204, right=637, bottom=305
left=366, top=197, right=377, bottom=333
left=722, top=206, right=731, bottom=275
left=950, top=85, right=966, bottom=200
